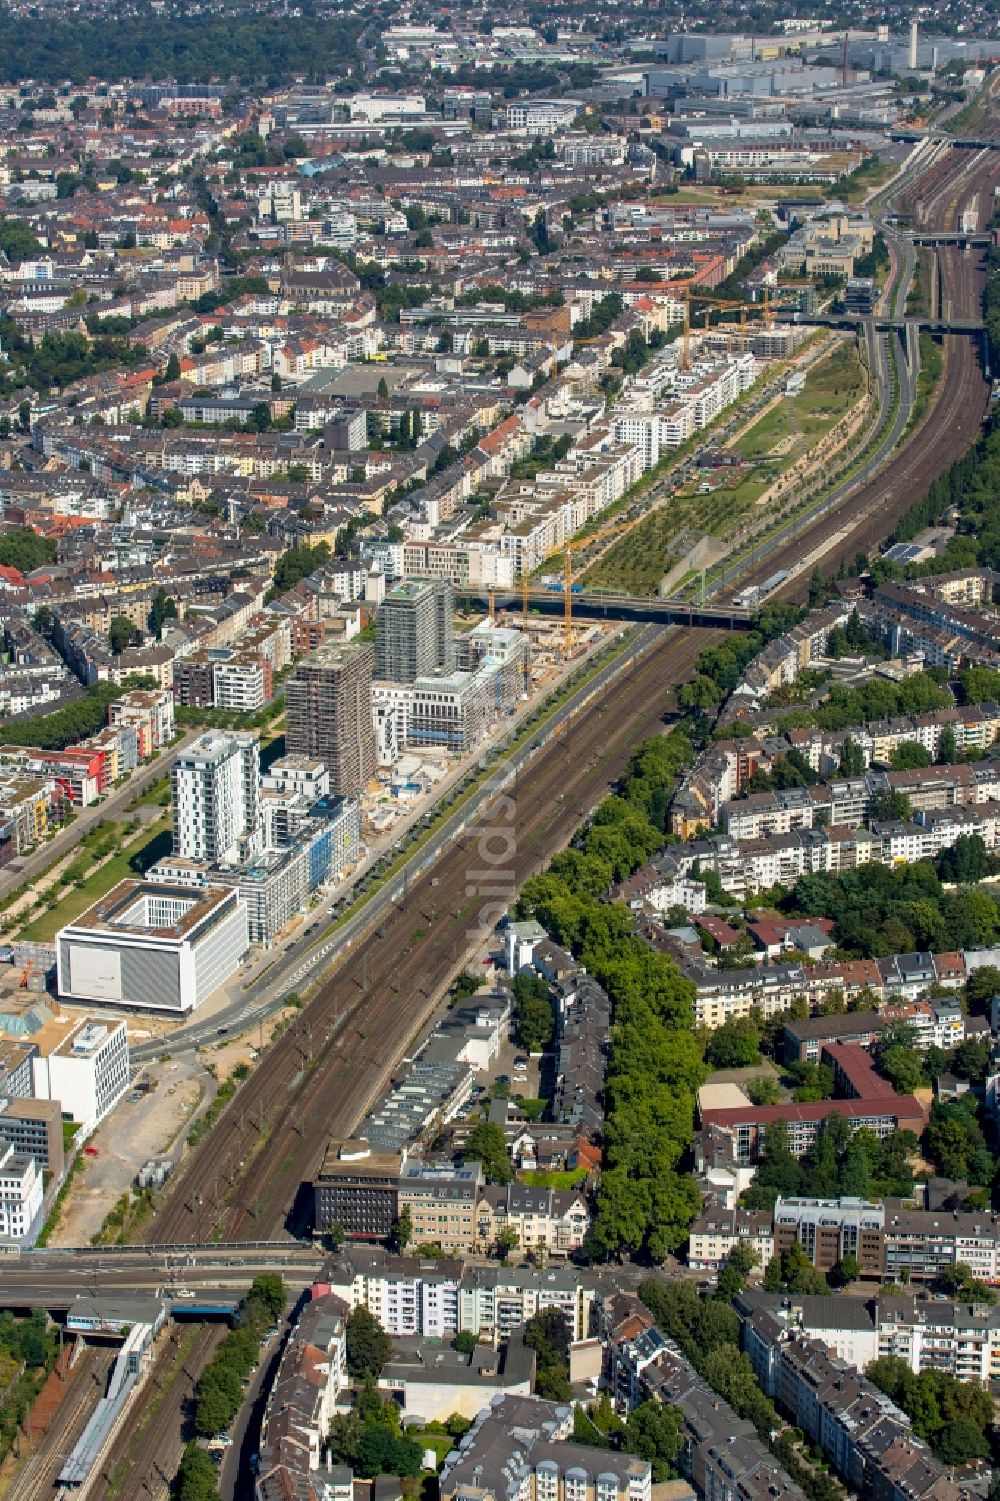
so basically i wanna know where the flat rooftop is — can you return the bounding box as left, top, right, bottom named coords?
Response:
left=61, top=879, right=237, bottom=941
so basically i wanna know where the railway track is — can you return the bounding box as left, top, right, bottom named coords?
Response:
left=109, top=138, right=998, bottom=1496
left=142, top=142, right=1000, bottom=1250
left=143, top=624, right=711, bottom=1244
left=12, top=1346, right=114, bottom=1501
left=98, top=1325, right=222, bottom=1501
left=736, top=152, right=995, bottom=601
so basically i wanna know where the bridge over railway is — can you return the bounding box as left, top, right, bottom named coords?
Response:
left=909, top=231, right=992, bottom=248
left=0, top=1241, right=323, bottom=1313
left=456, top=587, right=755, bottom=629
left=787, top=313, right=984, bottom=335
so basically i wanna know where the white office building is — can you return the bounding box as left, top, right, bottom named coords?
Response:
left=57, top=880, right=250, bottom=1015
left=0, top=1140, right=43, bottom=1244
left=172, top=730, right=261, bottom=865
left=30, top=1015, right=130, bottom=1130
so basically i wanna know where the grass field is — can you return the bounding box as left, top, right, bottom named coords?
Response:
left=520, top=1167, right=588, bottom=1189
left=17, top=813, right=172, bottom=942
left=584, top=341, right=864, bottom=596
left=734, top=342, right=862, bottom=464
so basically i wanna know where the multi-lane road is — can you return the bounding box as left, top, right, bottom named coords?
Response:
left=6, top=137, right=998, bottom=1501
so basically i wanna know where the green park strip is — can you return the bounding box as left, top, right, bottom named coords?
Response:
left=699, top=337, right=903, bottom=594
left=586, top=341, right=865, bottom=597
left=15, top=812, right=172, bottom=943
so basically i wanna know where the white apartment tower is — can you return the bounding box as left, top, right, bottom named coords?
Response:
left=171, top=730, right=261, bottom=866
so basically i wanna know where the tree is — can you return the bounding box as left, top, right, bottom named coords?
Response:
left=934, top=1418, right=989, bottom=1465
left=621, top=1400, right=684, bottom=1481
left=937, top=725, right=958, bottom=764
left=164, top=351, right=181, bottom=382
left=756, top=1120, right=804, bottom=1195
left=497, top=1226, right=520, bottom=1258
left=453, top=1330, right=478, bottom=1355
left=525, top=1306, right=571, bottom=1399
left=149, top=587, right=177, bottom=639
left=878, top=1045, right=925, bottom=1095
left=839, top=735, right=865, bottom=776
left=705, top=1017, right=760, bottom=1069
left=108, top=615, right=133, bottom=654
left=512, top=972, right=554, bottom=1052
left=964, top=964, right=1000, bottom=1016
left=869, top=788, right=913, bottom=823
left=346, top=1305, right=391, bottom=1378
left=377, top=376, right=388, bottom=399
left=0, top=528, right=57, bottom=573
left=392, top=1206, right=413, bottom=1252
left=890, top=740, right=932, bottom=771
left=249, top=1274, right=285, bottom=1323
left=178, top=1441, right=220, bottom=1501
left=464, top=1121, right=512, bottom=1185
left=782, top=1240, right=828, bottom=1294
left=747, top=1076, right=781, bottom=1106
left=831, top=1253, right=861, bottom=1287
left=356, top=1426, right=423, bottom=1478
left=717, top=1241, right=760, bottom=1300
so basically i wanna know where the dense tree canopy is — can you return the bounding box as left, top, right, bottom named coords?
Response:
left=0, top=14, right=360, bottom=84
left=0, top=528, right=57, bottom=574
left=866, top=1356, right=993, bottom=1462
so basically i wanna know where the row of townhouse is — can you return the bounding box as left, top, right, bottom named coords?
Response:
left=718, top=753, right=1000, bottom=841
left=605, top=1316, right=807, bottom=1501
left=781, top=995, right=988, bottom=1063
left=653, top=799, right=1000, bottom=914
left=738, top=1310, right=962, bottom=1501
left=672, top=704, right=1000, bottom=835
left=36, top=422, right=340, bottom=489
left=684, top=946, right=977, bottom=1031
left=864, top=575, right=1000, bottom=668
left=735, top=1286, right=1000, bottom=1387
left=693, top=1191, right=1000, bottom=1289
left=313, top=1146, right=592, bottom=1259
left=254, top=1289, right=350, bottom=1501
left=724, top=602, right=853, bottom=711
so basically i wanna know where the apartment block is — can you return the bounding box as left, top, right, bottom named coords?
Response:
left=440, top=1396, right=652, bottom=1501
left=0, top=1139, right=43, bottom=1244
left=171, top=729, right=261, bottom=865
left=255, top=1290, right=350, bottom=1501
left=285, top=641, right=376, bottom=796
left=108, top=688, right=175, bottom=758
left=375, top=577, right=455, bottom=683
left=476, top=1183, right=591, bottom=1258
left=0, top=1096, right=64, bottom=1177
left=773, top=1195, right=885, bottom=1277
left=737, top=1310, right=962, bottom=1501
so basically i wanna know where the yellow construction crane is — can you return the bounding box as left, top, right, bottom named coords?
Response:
left=485, top=569, right=532, bottom=628
left=678, top=285, right=774, bottom=369
left=553, top=513, right=649, bottom=654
